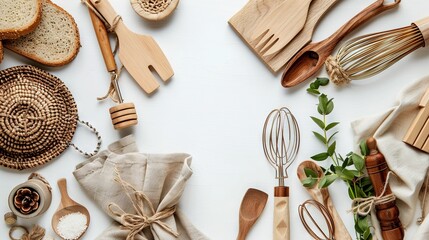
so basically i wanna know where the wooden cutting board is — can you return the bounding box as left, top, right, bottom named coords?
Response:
left=228, top=0, right=339, bottom=73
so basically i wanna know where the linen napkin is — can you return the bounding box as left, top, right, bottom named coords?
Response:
left=351, top=76, right=429, bottom=239
left=73, top=135, right=208, bottom=240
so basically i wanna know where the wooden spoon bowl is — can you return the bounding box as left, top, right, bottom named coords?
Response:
left=297, top=160, right=351, bottom=240
left=237, top=188, right=268, bottom=240
left=52, top=178, right=90, bottom=240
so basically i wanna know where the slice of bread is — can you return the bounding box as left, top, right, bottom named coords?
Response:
left=0, top=0, right=42, bottom=40
left=4, top=0, right=80, bottom=67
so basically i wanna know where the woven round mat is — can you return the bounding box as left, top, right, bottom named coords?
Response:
left=0, top=65, right=78, bottom=170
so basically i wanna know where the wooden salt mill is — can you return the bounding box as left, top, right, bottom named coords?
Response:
left=88, top=7, right=138, bottom=130
left=365, top=137, right=404, bottom=240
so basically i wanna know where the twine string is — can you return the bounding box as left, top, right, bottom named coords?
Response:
left=325, top=55, right=350, bottom=86
left=28, top=173, right=52, bottom=192
left=69, top=119, right=102, bottom=157
left=351, top=171, right=396, bottom=216
left=108, top=168, right=179, bottom=240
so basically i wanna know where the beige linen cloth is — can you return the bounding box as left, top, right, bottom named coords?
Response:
left=73, top=135, right=209, bottom=240
left=351, top=76, right=429, bottom=240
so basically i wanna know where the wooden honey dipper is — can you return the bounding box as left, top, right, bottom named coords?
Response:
left=365, top=137, right=404, bottom=240
left=88, top=6, right=138, bottom=130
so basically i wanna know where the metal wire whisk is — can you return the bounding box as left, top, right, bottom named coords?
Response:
left=325, top=16, right=429, bottom=85
left=262, top=107, right=300, bottom=240
left=262, top=107, right=300, bottom=186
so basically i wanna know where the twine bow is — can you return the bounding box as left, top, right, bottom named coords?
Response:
left=351, top=171, right=396, bottom=216
left=108, top=169, right=179, bottom=240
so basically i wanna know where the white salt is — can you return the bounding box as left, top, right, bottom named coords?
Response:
left=56, top=212, right=88, bottom=240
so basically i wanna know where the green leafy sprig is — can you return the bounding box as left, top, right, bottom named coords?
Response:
left=303, top=78, right=375, bottom=240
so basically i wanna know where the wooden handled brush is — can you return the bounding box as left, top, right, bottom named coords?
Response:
left=326, top=16, right=429, bottom=85
left=365, top=138, right=404, bottom=240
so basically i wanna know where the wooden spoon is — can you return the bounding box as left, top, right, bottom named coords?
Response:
left=281, top=0, right=400, bottom=88
left=297, top=160, right=351, bottom=240
left=52, top=179, right=90, bottom=240
left=237, top=188, right=268, bottom=240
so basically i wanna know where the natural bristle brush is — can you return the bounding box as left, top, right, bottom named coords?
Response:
left=326, top=16, right=429, bottom=85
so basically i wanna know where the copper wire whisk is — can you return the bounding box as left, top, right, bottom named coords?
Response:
left=326, top=16, right=429, bottom=85
left=298, top=200, right=335, bottom=240
left=262, top=107, right=300, bottom=240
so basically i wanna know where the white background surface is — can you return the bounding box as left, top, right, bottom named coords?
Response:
left=1, top=0, right=429, bottom=239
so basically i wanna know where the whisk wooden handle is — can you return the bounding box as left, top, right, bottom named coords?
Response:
left=365, top=138, right=404, bottom=240
left=413, top=16, right=429, bottom=47
left=88, top=6, right=116, bottom=72
left=324, top=0, right=400, bottom=53
left=274, top=187, right=289, bottom=240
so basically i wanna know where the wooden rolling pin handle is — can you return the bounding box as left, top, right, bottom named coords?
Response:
left=88, top=7, right=117, bottom=72
left=365, top=138, right=404, bottom=240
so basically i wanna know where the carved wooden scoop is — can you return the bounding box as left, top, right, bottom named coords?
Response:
left=52, top=179, right=90, bottom=239
left=281, top=0, right=400, bottom=88
left=237, top=188, right=268, bottom=240
left=297, top=160, right=351, bottom=240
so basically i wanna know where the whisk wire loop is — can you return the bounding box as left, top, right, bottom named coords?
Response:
left=299, top=200, right=335, bottom=240
left=262, top=107, right=300, bottom=185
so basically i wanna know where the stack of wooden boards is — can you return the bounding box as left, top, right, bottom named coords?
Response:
left=0, top=0, right=80, bottom=66
left=404, top=88, right=429, bottom=153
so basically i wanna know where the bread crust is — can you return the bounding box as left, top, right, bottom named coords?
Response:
left=0, top=41, right=3, bottom=64
left=4, top=0, right=80, bottom=67
left=0, top=0, right=43, bottom=40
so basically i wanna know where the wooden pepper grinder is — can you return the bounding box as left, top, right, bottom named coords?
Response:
left=365, top=137, right=404, bottom=240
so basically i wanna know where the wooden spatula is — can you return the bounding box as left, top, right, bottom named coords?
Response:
left=237, top=188, right=268, bottom=240
left=88, top=0, right=174, bottom=94
left=251, top=0, right=313, bottom=59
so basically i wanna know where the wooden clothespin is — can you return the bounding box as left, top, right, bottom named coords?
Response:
left=403, top=88, right=429, bottom=153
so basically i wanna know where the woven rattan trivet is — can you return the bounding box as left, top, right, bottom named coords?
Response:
left=0, top=65, right=101, bottom=170
left=131, top=0, right=179, bottom=21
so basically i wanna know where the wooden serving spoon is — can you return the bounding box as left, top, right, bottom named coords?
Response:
left=281, top=0, right=400, bottom=88
left=237, top=188, right=268, bottom=240
left=52, top=178, right=90, bottom=240
left=297, top=160, right=351, bottom=240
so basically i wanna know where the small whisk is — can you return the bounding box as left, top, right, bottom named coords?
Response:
left=326, top=16, right=429, bottom=85
left=262, top=107, right=300, bottom=240
left=298, top=200, right=336, bottom=240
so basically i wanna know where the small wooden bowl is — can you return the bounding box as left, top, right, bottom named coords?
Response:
left=131, top=0, right=180, bottom=21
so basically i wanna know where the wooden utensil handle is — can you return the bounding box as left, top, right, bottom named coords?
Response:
left=325, top=197, right=352, bottom=240
left=324, top=0, right=400, bottom=51
left=57, top=178, right=71, bottom=206
left=88, top=6, right=117, bottom=72
left=89, top=0, right=122, bottom=28
left=274, top=186, right=289, bottom=240
left=365, top=138, right=404, bottom=240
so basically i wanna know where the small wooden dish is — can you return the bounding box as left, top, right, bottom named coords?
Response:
left=131, top=0, right=179, bottom=21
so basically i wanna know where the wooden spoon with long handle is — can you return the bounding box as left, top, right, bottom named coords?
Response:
left=281, top=0, right=400, bottom=88
left=237, top=188, right=268, bottom=240
left=88, top=0, right=174, bottom=94
left=297, top=160, right=351, bottom=240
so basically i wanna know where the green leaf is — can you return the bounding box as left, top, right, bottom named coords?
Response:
left=358, top=216, right=370, bottom=233
left=301, top=177, right=317, bottom=188
left=310, top=116, right=325, bottom=129
left=348, top=187, right=355, bottom=199
left=313, top=131, right=327, bottom=144
left=325, top=99, right=334, bottom=115
left=360, top=140, right=369, bottom=156
left=310, top=81, right=319, bottom=89
left=306, top=88, right=320, bottom=95
left=339, top=168, right=355, bottom=181
left=318, top=94, right=328, bottom=114
left=350, top=170, right=361, bottom=177
left=341, top=157, right=349, bottom=168
left=325, top=122, right=339, bottom=131
left=318, top=174, right=337, bottom=188
left=352, top=153, right=365, bottom=172
left=327, top=131, right=339, bottom=143
left=363, top=229, right=372, bottom=240
left=304, top=167, right=318, bottom=178
left=316, top=77, right=329, bottom=86
left=311, top=152, right=329, bottom=161
left=328, top=141, right=336, bottom=156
